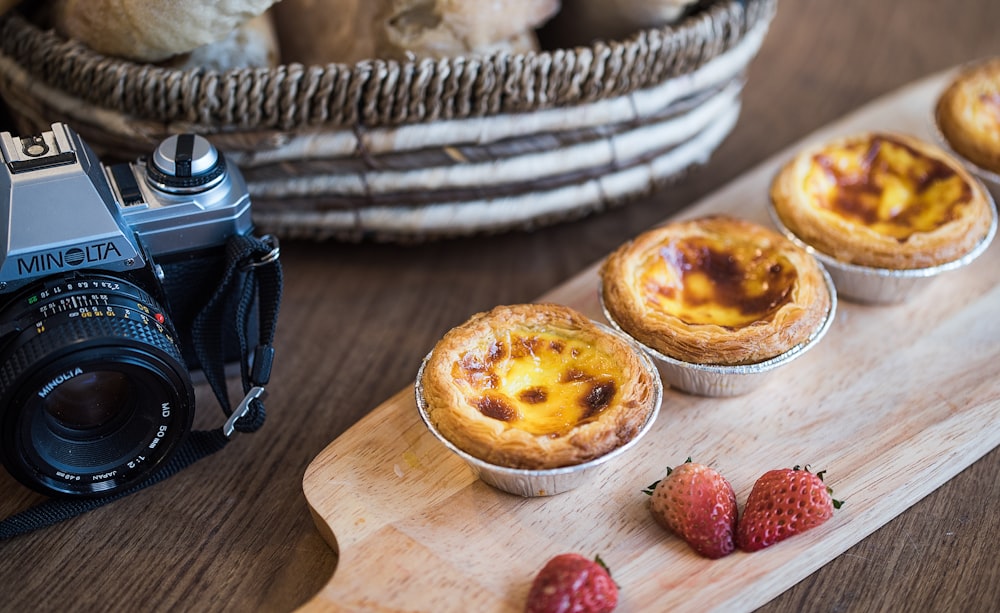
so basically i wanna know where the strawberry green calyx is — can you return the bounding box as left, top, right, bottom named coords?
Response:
left=525, top=553, right=618, bottom=613
left=736, top=466, right=839, bottom=552
left=648, top=460, right=737, bottom=559
left=641, top=457, right=692, bottom=495
left=798, top=465, right=845, bottom=509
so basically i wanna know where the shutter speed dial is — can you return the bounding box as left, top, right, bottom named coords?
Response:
left=146, top=133, right=227, bottom=194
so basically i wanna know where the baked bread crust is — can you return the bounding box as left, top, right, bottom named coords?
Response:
left=419, top=303, right=658, bottom=470
left=49, top=0, right=279, bottom=62
left=374, top=0, right=559, bottom=60
left=601, top=215, right=831, bottom=366
left=274, top=0, right=557, bottom=64
left=770, top=132, right=993, bottom=269
left=163, top=12, right=280, bottom=71
left=936, top=58, right=1000, bottom=176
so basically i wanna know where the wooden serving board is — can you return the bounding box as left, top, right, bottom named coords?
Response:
left=300, top=69, right=1000, bottom=612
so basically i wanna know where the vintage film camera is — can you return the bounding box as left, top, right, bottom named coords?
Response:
left=0, top=123, right=278, bottom=498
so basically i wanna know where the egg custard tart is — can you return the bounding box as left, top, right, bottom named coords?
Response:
left=600, top=215, right=831, bottom=366
left=770, top=132, right=993, bottom=270
left=418, top=303, right=659, bottom=470
left=936, top=58, right=1000, bottom=176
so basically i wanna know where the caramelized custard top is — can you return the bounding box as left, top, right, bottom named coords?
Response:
left=452, top=329, right=621, bottom=436
left=636, top=234, right=797, bottom=328
left=804, top=135, right=972, bottom=240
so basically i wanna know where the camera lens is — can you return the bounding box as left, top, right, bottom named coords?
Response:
left=43, top=371, right=131, bottom=431
left=0, top=274, right=194, bottom=497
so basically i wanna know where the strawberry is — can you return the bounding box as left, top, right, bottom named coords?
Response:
left=736, top=465, right=842, bottom=552
left=644, top=459, right=738, bottom=559
left=524, top=553, right=618, bottom=613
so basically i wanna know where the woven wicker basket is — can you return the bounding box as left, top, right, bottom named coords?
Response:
left=0, top=0, right=776, bottom=241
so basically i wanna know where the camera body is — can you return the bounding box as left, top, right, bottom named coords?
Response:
left=0, top=123, right=260, bottom=497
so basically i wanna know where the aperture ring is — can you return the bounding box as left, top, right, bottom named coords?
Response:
left=0, top=309, right=185, bottom=395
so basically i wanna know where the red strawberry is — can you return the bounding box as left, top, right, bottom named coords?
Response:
left=524, top=553, right=618, bottom=613
left=645, top=459, right=738, bottom=559
left=737, top=465, right=842, bottom=552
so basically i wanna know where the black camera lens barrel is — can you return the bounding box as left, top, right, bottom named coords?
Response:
left=0, top=273, right=195, bottom=497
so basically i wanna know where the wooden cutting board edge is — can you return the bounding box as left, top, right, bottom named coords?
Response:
left=298, top=67, right=1000, bottom=612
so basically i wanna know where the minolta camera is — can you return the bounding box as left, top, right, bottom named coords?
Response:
left=0, top=123, right=276, bottom=498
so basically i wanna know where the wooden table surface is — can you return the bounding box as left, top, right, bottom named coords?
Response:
left=2, top=1, right=999, bottom=611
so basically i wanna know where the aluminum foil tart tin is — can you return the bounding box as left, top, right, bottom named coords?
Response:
left=414, top=323, right=663, bottom=497
left=600, top=267, right=837, bottom=397
left=767, top=194, right=998, bottom=304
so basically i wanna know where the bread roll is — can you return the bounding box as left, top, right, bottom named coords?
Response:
left=374, top=0, right=560, bottom=60
left=49, top=0, right=280, bottom=62
left=274, top=0, right=558, bottom=65
left=163, top=12, right=280, bottom=71
left=471, top=30, right=541, bottom=58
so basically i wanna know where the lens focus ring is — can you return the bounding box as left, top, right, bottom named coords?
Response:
left=0, top=274, right=195, bottom=496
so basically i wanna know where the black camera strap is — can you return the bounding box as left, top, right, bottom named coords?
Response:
left=192, top=233, right=283, bottom=436
left=0, top=234, right=283, bottom=541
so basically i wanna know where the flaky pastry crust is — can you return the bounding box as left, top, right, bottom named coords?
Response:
left=601, top=215, right=831, bottom=366
left=936, top=58, right=1000, bottom=176
left=770, top=132, right=993, bottom=269
left=419, top=303, right=658, bottom=470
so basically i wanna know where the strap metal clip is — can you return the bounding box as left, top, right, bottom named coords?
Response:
left=223, top=386, right=265, bottom=438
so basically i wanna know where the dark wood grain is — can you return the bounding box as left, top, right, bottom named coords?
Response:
left=1, top=1, right=999, bottom=611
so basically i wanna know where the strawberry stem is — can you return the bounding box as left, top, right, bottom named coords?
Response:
left=595, top=554, right=621, bottom=589
left=642, top=459, right=689, bottom=495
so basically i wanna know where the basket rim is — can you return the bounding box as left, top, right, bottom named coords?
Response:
left=251, top=101, right=741, bottom=242
left=0, top=0, right=776, bottom=132
left=247, top=79, right=743, bottom=202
